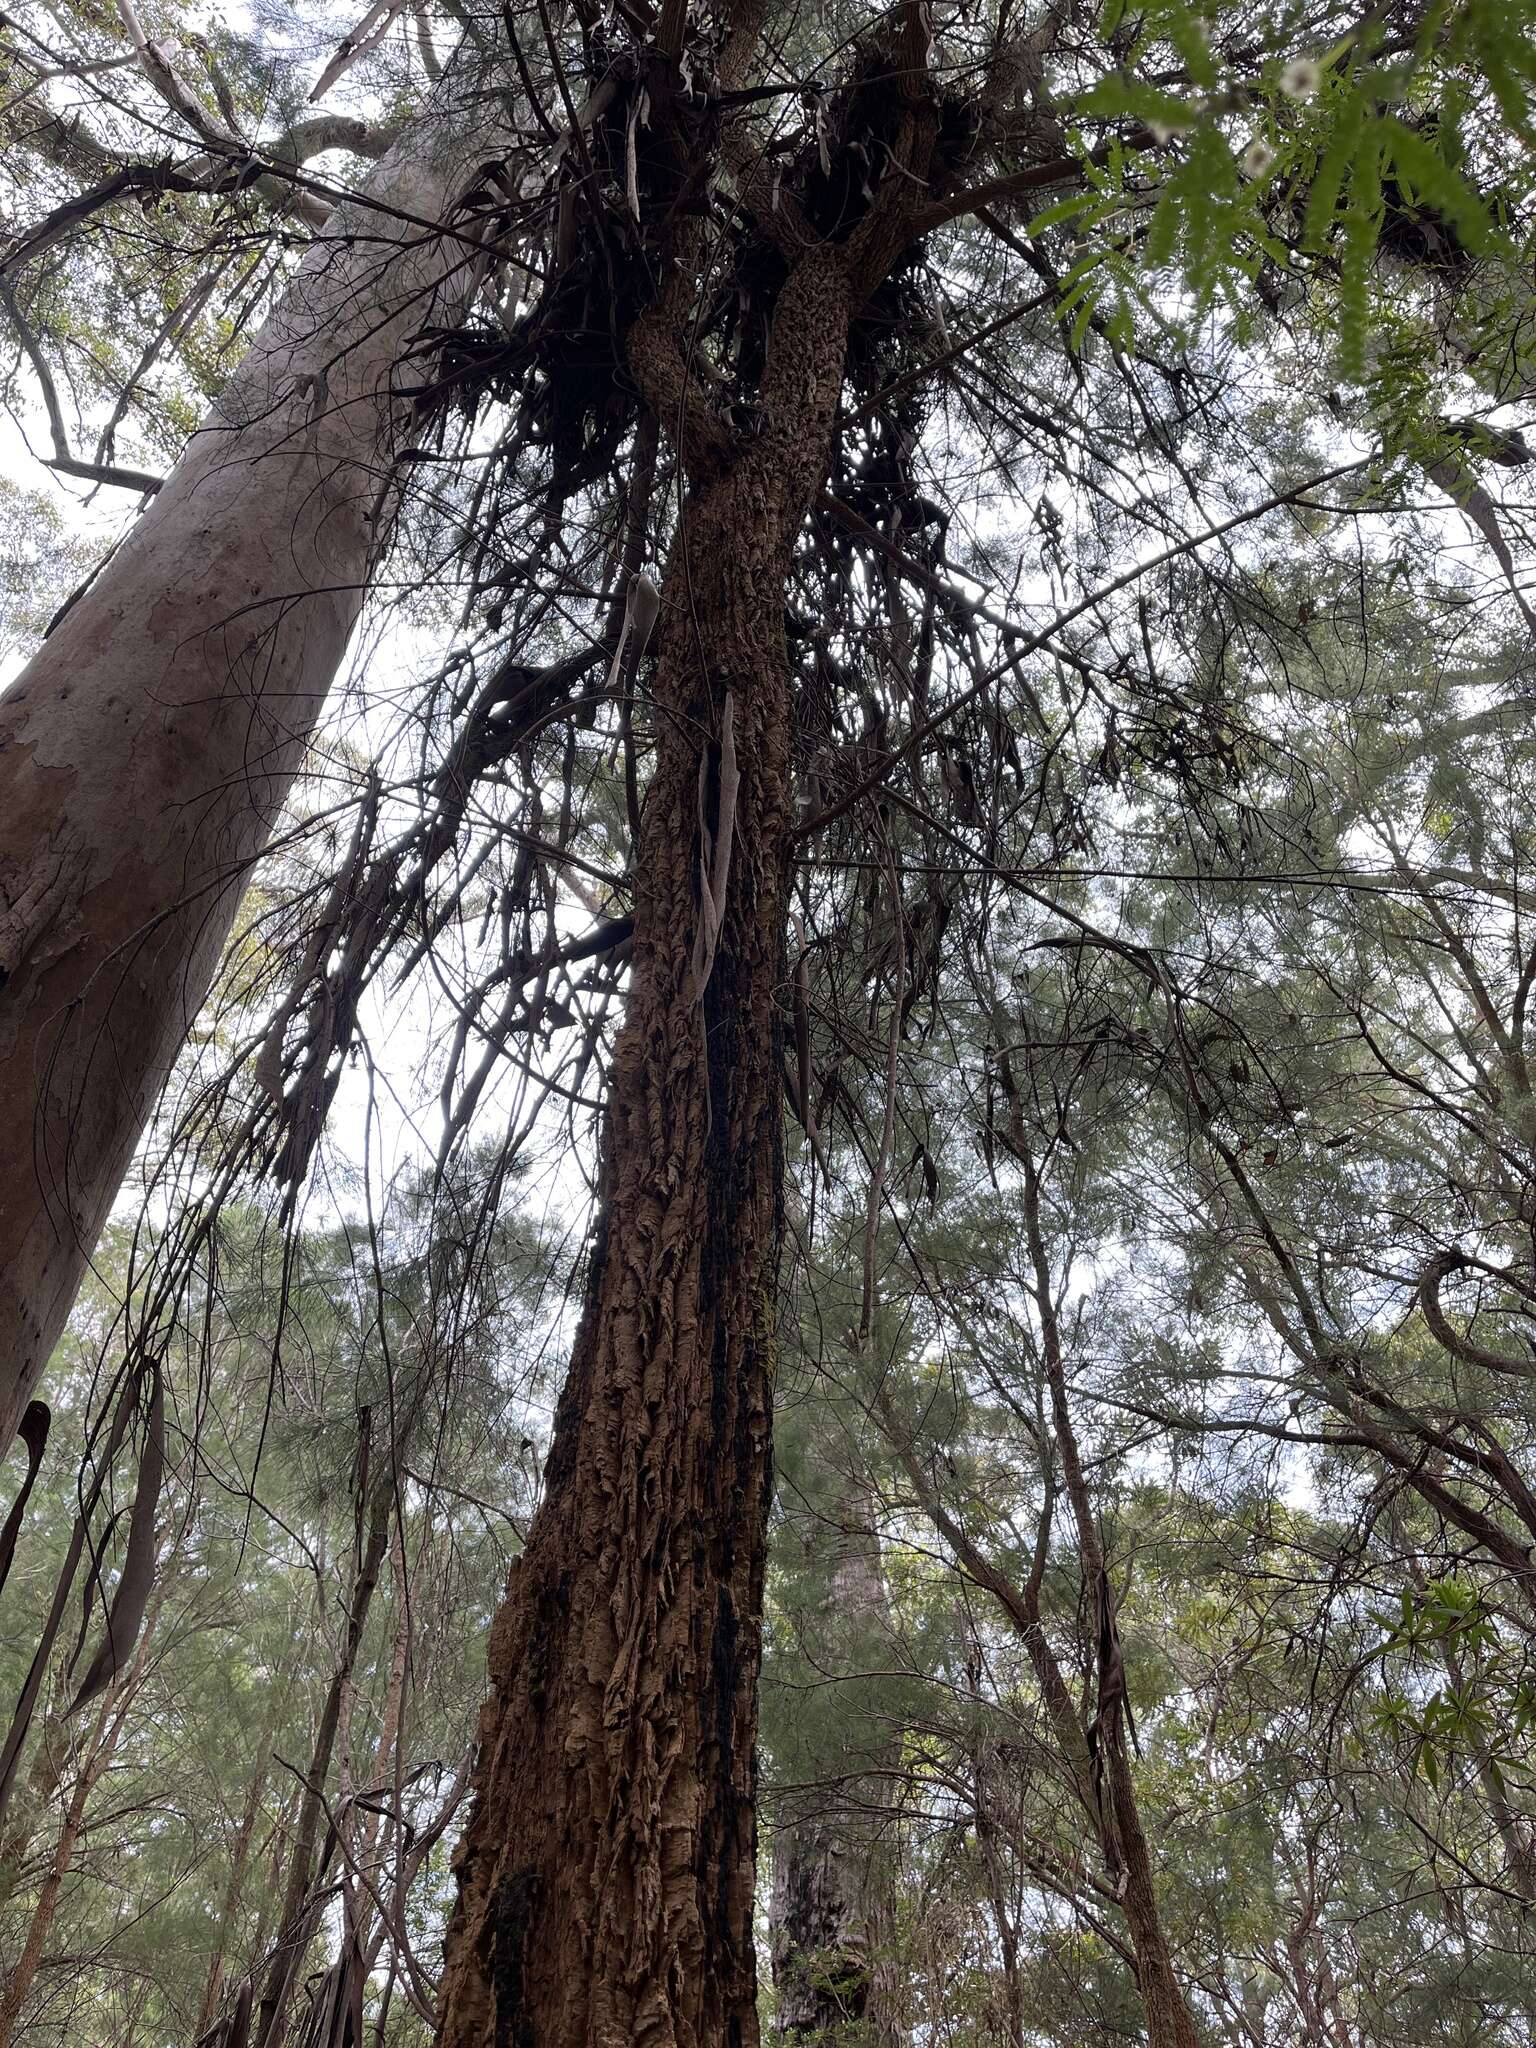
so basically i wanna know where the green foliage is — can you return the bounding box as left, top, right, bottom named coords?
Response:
left=1052, top=0, right=1536, bottom=387
left=0, top=1178, right=548, bottom=2046
left=1371, top=1578, right=1536, bottom=1794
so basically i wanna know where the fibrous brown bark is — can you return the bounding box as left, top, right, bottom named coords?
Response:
left=0, top=48, right=514, bottom=1444
left=436, top=243, right=852, bottom=2048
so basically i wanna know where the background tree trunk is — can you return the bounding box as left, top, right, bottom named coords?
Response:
left=769, top=1485, right=904, bottom=2046
left=253, top=1479, right=393, bottom=2048
left=437, top=245, right=851, bottom=2048
left=0, top=45, right=514, bottom=1442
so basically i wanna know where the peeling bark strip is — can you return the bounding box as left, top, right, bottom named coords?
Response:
left=0, top=1403, right=49, bottom=1595
left=0, top=42, right=519, bottom=1446
left=438, top=246, right=853, bottom=2048
left=69, top=1357, right=163, bottom=1712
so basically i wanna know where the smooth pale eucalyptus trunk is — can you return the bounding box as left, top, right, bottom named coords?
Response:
left=0, top=46, right=515, bottom=1443
left=436, top=245, right=852, bottom=2048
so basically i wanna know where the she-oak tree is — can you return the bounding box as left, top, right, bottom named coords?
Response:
left=2, top=0, right=1534, bottom=2042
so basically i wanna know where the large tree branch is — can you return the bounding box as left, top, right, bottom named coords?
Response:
left=0, top=279, right=165, bottom=494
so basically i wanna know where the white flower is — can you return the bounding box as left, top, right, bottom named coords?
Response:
left=1149, top=115, right=1191, bottom=144
left=1241, top=139, right=1276, bottom=179
left=1280, top=57, right=1322, bottom=99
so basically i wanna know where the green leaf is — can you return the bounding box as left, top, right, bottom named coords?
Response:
left=1303, top=90, right=1367, bottom=253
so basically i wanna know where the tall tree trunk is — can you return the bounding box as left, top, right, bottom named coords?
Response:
left=0, top=46, right=514, bottom=1441
left=194, top=1663, right=294, bottom=2042
left=769, top=1487, right=904, bottom=2046
left=253, top=1480, right=393, bottom=2048
left=436, top=243, right=852, bottom=2048
left=1000, top=1085, right=1202, bottom=2048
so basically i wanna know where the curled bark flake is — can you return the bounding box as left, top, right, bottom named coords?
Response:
left=602, top=571, right=662, bottom=704
left=293, top=1933, right=366, bottom=2048
left=786, top=919, right=831, bottom=1182
left=1088, top=1562, right=1139, bottom=1765
left=194, top=1977, right=253, bottom=2048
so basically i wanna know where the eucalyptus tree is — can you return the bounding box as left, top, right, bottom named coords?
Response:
left=3, top=0, right=1536, bottom=2042
left=0, top=8, right=528, bottom=1444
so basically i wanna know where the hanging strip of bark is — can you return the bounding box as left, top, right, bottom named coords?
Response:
left=69, top=1358, right=164, bottom=1713
left=0, top=1368, right=138, bottom=1840
left=0, top=1404, right=49, bottom=1595
left=688, top=691, right=739, bottom=1003
left=194, top=1978, right=254, bottom=2048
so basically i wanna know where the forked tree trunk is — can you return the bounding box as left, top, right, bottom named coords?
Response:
left=437, top=244, right=852, bottom=2048
left=0, top=48, right=514, bottom=1443
left=878, top=1392, right=1200, bottom=2048
left=1010, top=1129, right=1201, bottom=2048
